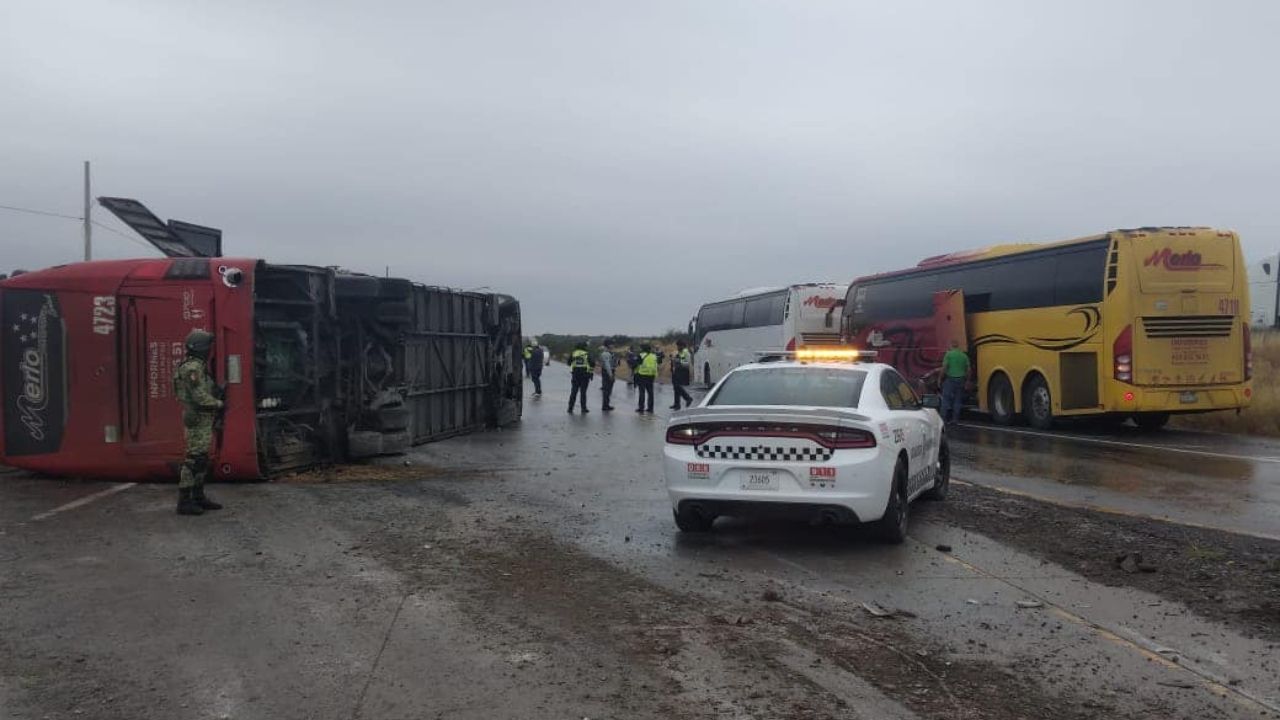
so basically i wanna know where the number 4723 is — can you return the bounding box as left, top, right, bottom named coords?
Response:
left=92, top=296, right=116, bottom=335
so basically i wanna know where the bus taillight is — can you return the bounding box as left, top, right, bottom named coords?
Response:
left=1244, top=323, right=1253, bottom=381
left=786, top=337, right=796, bottom=351
left=1114, top=324, right=1133, bottom=383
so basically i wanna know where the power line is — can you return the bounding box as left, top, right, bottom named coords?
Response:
left=0, top=203, right=83, bottom=221
left=91, top=220, right=158, bottom=253
left=1, top=200, right=159, bottom=254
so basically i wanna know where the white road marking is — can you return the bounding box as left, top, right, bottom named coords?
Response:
left=958, top=423, right=1280, bottom=464
left=29, top=483, right=136, bottom=522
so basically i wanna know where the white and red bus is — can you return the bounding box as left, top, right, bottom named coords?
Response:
left=689, top=283, right=847, bottom=386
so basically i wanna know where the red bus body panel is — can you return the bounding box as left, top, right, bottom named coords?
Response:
left=1, top=258, right=263, bottom=480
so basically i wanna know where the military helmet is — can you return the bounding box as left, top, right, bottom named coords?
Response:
left=184, top=329, right=215, bottom=357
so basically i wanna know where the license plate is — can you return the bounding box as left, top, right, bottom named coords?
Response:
left=1180, top=391, right=1198, bottom=404
left=740, top=470, right=780, bottom=491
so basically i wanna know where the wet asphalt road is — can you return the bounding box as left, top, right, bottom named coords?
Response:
left=947, top=418, right=1280, bottom=540
left=1, top=367, right=1279, bottom=719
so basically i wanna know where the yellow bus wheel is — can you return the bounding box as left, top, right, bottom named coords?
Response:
left=988, top=373, right=1016, bottom=425
left=1024, top=374, right=1054, bottom=430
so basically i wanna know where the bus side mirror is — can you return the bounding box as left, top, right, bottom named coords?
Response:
left=921, top=395, right=942, bottom=410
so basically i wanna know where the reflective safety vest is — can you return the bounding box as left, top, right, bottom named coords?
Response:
left=637, top=352, right=658, bottom=377
left=676, top=348, right=692, bottom=367
left=570, top=349, right=590, bottom=371
left=523, top=346, right=532, bottom=360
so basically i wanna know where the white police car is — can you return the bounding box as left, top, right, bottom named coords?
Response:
left=663, top=351, right=948, bottom=543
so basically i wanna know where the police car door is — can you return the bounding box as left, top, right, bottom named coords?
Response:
left=880, top=368, right=932, bottom=497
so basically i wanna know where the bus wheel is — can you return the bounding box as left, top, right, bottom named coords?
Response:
left=1024, top=374, right=1054, bottom=430
left=1134, top=412, right=1170, bottom=430
left=988, top=374, right=1016, bottom=425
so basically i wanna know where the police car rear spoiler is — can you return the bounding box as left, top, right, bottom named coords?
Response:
left=670, top=406, right=872, bottom=425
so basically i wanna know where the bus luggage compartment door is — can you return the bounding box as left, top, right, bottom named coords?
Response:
left=120, top=290, right=215, bottom=456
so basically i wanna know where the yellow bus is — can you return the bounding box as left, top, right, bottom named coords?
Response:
left=840, top=227, right=1253, bottom=429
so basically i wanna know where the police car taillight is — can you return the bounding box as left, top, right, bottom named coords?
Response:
left=817, top=427, right=877, bottom=449
left=666, top=425, right=708, bottom=445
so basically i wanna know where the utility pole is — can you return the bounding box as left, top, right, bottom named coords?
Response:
left=82, top=161, right=92, bottom=261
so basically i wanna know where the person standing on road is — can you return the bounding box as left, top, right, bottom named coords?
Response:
left=634, top=344, right=658, bottom=413
left=625, top=346, right=641, bottom=389
left=568, top=341, right=593, bottom=413
left=598, top=340, right=617, bottom=412
left=669, top=339, right=694, bottom=410
left=528, top=343, right=545, bottom=397
left=522, top=343, right=533, bottom=377
left=173, top=329, right=225, bottom=516
left=939, top=339, right=970, bottom=425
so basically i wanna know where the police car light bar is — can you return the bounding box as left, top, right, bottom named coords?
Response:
left=754, top=348, right=876, bottom=363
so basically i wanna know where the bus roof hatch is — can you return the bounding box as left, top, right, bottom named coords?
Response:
left=97, top=197, right=223, bottom=258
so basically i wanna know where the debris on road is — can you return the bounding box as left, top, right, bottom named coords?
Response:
left=1157, top=680, right=1196, bottom=689
left=1115, top=552, right=1158, bottom=574
left=861, top=602, right=917, bottom=619
left=935, top=544, right=953, bottom=552
left=1016, top=600, right=1045, bottom=609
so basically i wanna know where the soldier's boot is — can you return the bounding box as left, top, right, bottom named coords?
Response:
left=177, top=487, right=205, bottom=516
left=193, top=484, right=223, bottom=511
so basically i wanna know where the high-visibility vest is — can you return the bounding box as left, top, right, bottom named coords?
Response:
left=676, top=349, right=692, bottom=367
left=523, top=346, right=532, bottom=360
left=637, top=352, right=658, bottom=377
left=570, top=349, right=590, bottom=371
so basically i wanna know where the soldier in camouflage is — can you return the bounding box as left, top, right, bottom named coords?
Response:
left=173, top=329, right=225, bottom=515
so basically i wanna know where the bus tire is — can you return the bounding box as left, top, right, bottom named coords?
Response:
left=988, top=373, right=1016, bottom=425
left=1023, top=374, right=1053, bottom=430
left=1134, top=412, right=1170, bottom=430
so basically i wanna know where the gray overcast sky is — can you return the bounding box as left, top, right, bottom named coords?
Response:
left=2, top=1, right=1278, bottom=335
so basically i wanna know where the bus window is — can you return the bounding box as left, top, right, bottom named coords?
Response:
left=990, top=255, right=1055, bottom=311
left=744, top=292, right=786, bottom=328
left=1053, top=246, right=1107, bottom=305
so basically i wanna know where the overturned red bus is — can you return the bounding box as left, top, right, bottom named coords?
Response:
left=1, top=199, right=522, bottom=481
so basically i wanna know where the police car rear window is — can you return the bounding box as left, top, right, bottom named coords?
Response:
left=708, top=368, right=866, bottom=408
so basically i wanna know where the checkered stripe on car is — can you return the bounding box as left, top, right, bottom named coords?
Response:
left=696, top=444, right=833, bottom=462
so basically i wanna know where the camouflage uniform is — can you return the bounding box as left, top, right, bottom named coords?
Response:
left=173, top=331, right=224, bottom=515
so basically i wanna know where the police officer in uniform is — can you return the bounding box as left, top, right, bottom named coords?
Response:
left=528, top=343, right=545, bottom=397
left=634, top=344, right=658, bottom=413
left=669, top=339, right=694, bottom=410
left=568, top=341, right=593, bottom=413
left=173, top=330, right=225, bottom=516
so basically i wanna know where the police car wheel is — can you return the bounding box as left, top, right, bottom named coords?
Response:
left=875, top=460, right=910, bottom=544
left=674, top=505, right=715, bottom=533
left=923, top=436, right=950, bottom=501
